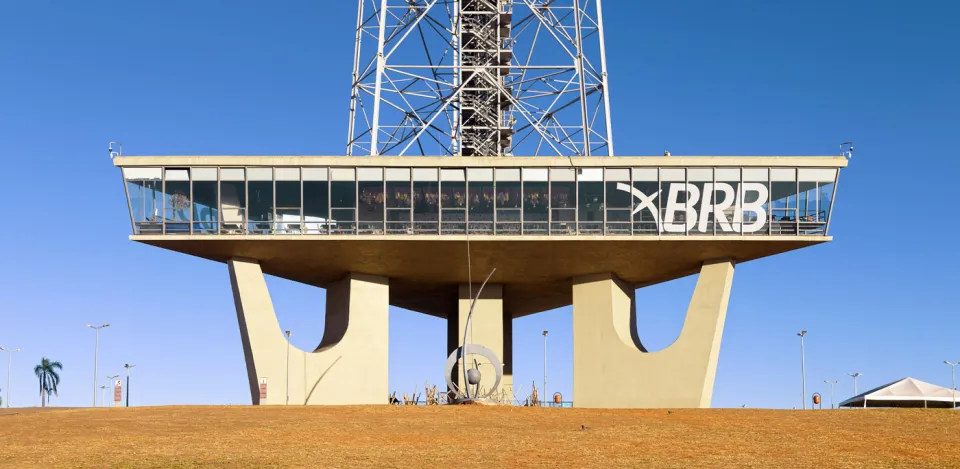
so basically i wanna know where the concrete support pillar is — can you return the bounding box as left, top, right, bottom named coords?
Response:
left=447, top=284, right=513, bottom=401
left=572, top=260, right=735, bottom=408
left=229, top=258, right=389, bottom=405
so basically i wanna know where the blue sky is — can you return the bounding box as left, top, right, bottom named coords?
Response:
left=1, top=0, right=958, bottom=409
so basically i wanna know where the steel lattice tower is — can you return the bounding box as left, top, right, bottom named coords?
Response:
left=347, top=0, right=614, bottom=157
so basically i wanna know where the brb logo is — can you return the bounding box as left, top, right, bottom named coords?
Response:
left=616, top=182, right=769, bottom=234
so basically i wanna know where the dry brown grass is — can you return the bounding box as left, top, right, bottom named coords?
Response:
left=1, top=406, right=959, bottom=468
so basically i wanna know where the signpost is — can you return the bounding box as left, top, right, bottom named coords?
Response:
left=259, top=377, right=267, bottom=401
left=113, top=379, right=122, bottom=407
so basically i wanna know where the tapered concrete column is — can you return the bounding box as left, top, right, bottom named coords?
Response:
left=447, top=284, right=513, bottom=401
left=573, top=260, right=735, bottom=408
left=229, top=258, right=389, bottom=405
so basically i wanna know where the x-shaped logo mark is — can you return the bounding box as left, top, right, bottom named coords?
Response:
left=616, top=183, right=660, bottom=228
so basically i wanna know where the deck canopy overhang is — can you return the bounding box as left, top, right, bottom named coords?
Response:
left=115, top=155, right=845, bottom=317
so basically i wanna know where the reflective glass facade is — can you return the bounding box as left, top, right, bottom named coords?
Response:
left=122, top=166, right=839, bottom=237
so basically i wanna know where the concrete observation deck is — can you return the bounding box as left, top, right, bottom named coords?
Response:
left=116, top=155, right=845, bottom=408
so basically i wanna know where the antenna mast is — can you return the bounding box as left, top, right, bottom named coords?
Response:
left=347, top=0, right=614, bottom=157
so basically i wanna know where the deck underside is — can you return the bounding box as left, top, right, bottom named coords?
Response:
left=134, top=235, right=828, bottom=318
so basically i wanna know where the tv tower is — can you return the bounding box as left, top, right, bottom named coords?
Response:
left=347, top=0, right=614, bottom=157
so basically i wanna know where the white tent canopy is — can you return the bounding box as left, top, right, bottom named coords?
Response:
left=839, top=377, right=958, bottom=408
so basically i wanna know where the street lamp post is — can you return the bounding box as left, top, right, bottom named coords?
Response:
left=100, top=385, right=107, bottom=407
left=542, top=330, right=548, bottom=407
left=124, top=364, right=136, bottom=407
left=797, top=330, right=807, bottom=410
left=107, top=375, right=120, bottom=407
left=86, top=323, right=110, bottom=407
left=847, top=372, right=862, bottom=397
left=945, top=361, right=958, bottom=409
left=824, top=380, right=839, bottom=409
left=285, top=330, right=291, bottom=405
left=0, top=346, right=21, bottom=408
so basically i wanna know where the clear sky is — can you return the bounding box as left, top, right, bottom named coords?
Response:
left=1, top=0, right=958, bottom=409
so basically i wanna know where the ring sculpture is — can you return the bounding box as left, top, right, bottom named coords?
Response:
left=444, top=344, right=503, bottom=400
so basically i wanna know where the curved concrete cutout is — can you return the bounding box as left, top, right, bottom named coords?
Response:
left=228, top=258, right=389, bottom=405
left=573, top=259, right=735, bottom=408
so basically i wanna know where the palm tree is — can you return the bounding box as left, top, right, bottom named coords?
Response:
left=34, top=358, right=62, bottom=407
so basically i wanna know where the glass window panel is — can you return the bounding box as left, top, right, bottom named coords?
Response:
left=275, top=168, right=300, bottom=181
left=605, top=168, right=630, bottom=181
left=303, top=167, right=327, bottom=181
left=386, top=168, right=410, bottom=181
left=358, top=167, right=383, bottom=181
left=248, top=168, right=272, bottom=181
left=660, top=174, right=688, bottom=235
left=523, top=168, right=548, bottom=181
left=303, top=181, right=329, bottom=233
left=441, top=180, right=466, bottom=234
left=163, top=175, right=190, bottom=234
left=660, top=168, right=684, bottom=181
left=633, top=168, right=657, bottom=181
left=441, top=181, right=466, bottom=209
left=550, top=178, right=576, bottom=234
left=192, top=168, right=217, bottom=181
left=331, top=181, right=356, bottom=208
left=819, top=181, right=835, bottom=231
left=605, top=181, right=632, bottom=208
left=688, top=180, right=709, bottom=234
left=165, top=169, right=189, bottom=181
left=714, top=169, right=741, bottom=235
left=387, top=181, right=411, bottom=208
left=126, top=178, right=162, bottom=234
left=331, top=209, right=356, bottom=234
left=468, top=180, right=494, bottom=234
left=741, top=179, right=770, bottom=235
left=496, top=181, right=521, bottom=209
left=221, top=168, right=245, bottom=181
left=124, top=167, right=162, bottom=180
left=578, top=180, right=603, bottom=234
left=550, top=168, right=576, bottom=182
left=579, top=168, right=602, bottom=182
left=771, top=168, right=796, bottom=181
left=220, top=180, right=246, bottom=233
left=275, top=181, right=301, bottom=233
left=192, top=180, right=218, bottom=234
left=467, top=168, right=493, bottom=181
left=495, top=168, right=520, bottom=181
left=358, top=180, right=385, bottom=234
left=743, top=168, right=768, bottom=182
left=523, top=181, right=548, bottom=234
left=799, top=168, right=837, bottom=182
left=247, top=181, right=273, bottom=234
left=413, top=181, right=439, bottom=233
left=413, top=168, right=438, bottom=181
left=331, top=168, right=355, bottom=181
left=632, top=181, right=659, bottom=234
left=441, top=168, right=465, bottom=182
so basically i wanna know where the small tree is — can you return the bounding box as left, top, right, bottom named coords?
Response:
left=34, top=357, right=63, bottom=407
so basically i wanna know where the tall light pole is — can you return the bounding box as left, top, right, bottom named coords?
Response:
left=100, top=385, right=107, bottom=407
left=124, top=363, right=136, bottom=407
left=824, top=380, right=839, bottom=409
left=945, top=361, right=958, bottom=409
left=542, top=330, right=548, bottom=407
left=0, top=346, right=21, bottom=408
left=847, top=372, right=862, bottom=397
left=107, top=375, right=120, bottom=407
left=285, top=330, right=291, bottom=405
left=86, top=323, right=110, bottom=407
left=797, top=330, right=807, bottom=410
